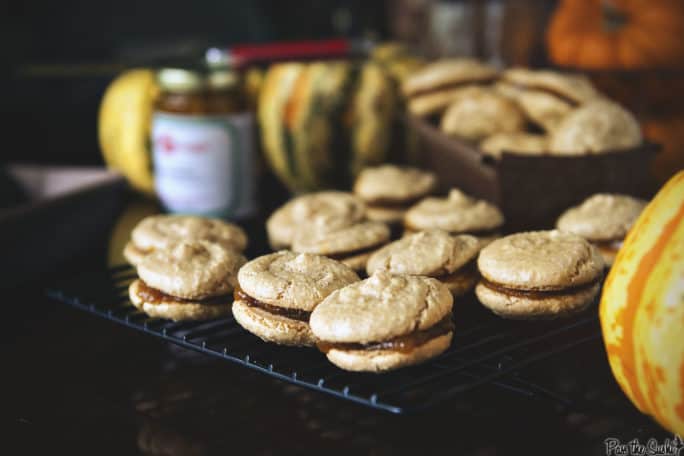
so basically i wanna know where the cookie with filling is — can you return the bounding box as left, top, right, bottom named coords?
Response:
left=310, top=272, right=454, bottom=372
left=475, top=230, right=604, bottom=319
left=556, top=194, right=647, bottom=265
left=367, top=230, right=480, bottom=296
left=129, top=240, right=246, bottom=321
left=232, top=251, right=359, bottom=346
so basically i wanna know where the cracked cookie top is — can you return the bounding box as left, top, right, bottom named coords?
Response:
left=310, top=271, right=453, bottom=344
left=237, top=251, right=360, bottom=311
left=477, top=230, right=604, bottom=291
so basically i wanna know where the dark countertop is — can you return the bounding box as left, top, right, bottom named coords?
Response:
left=2, top=198, right=671, bottom=455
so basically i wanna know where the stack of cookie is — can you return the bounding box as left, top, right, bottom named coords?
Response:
left=125, top=215, right=247, bottom=322
left=402, top=59, right=643, bottom=159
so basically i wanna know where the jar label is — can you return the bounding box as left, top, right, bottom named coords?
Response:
left=151, top=112, right=256, bottom=219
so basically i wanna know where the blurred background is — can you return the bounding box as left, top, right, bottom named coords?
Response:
left=4, top=0, right=684, bottom=177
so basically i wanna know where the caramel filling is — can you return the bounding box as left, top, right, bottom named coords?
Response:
left=506, top=82, right=580, bottom=107
left=403, top=222, right=501, bottom=238
left=326, top=242, right=385, bottom=261
left=317, top=317, right=454, bottom=354
left=136, top=281, right=230, bottom=306
left=365, top=195, right=426, bottom=210
left=234, top=286, right=311, bottom=322
left=480, top=277, right=600, bottom=300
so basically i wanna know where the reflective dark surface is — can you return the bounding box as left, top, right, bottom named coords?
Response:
left=1, top=200, right=671, bottom=455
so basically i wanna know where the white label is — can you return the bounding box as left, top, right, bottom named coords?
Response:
left=152, top=112, right=256, bottom=218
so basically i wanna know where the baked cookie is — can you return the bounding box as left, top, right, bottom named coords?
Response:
left=480, top=132, right=547, bottom=160
left=310, top=272, right=454, bottom=372
left=367, top=230, right=480, bottom=297
left=404, top=189, right=504, bottom=243
left=475, top=230, right=604, bottom=319
left=291, top=221, right=390, bottom=273
left=353, top=165, right=436, bottom=224
left=496, top=68, right=598, bottom=132
left=123, top=215, right=247, bottom=266
left=402, top=59, right=498, bottom=117
left=129, top=240, right=246, bottom=321
left=232, top=251, right=359, bottom=346
left=266, top=191, right=366, bottom=250
left=440, top=89, right=525, bottom=141
left=556, top=194, right=647, bottom=265
left=549, top=100, right=642, bottom=155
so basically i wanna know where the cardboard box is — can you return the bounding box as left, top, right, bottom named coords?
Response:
left=408, top=115, right=658, bottom=231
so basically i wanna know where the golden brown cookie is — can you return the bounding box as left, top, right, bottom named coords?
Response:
left=548, top=100, right=642, bottom=155
left=556, top=194, right=647, bottom=265
left=232, top=251, right=359, bottom=346
left=129, top=240, right=246, bottom=321
left=124, top=215, right=247, bottom=266
left=266, top=191, right=366, bottom=249
left=353, top=165, right=436, bottom=224
left=475, top=230, right=604, bottom=319
left=291, top=221, right=390, bottom=272
left=310, top=272, right=453, bottom=372
left=404, top=189, right=504, bottom=240
left=366, top=230, right=480, bottom=296
left=402, top=59, right=498, bottom=97
left=440, top=89, right=525, bottom=141
left=496, top=68, right=599, bottom=132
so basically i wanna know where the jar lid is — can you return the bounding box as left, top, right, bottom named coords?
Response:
left=157, top=67, right=205, bottom=93
left=207, top=69, right=238, bottom=90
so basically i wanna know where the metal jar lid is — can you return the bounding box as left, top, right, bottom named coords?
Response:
left=156, top=67, right=205, bottom=93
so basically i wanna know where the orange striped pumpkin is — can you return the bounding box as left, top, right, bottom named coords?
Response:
left=600, top=170, right=684, bottom=434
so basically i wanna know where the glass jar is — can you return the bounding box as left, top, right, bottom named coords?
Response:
left=151, top=65, right=256, bottom=219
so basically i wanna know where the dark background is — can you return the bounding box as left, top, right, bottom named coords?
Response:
left=4, top=0, right=389, bottom=166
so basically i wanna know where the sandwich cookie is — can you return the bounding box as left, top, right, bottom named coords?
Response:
left=496, top=68, right=598, bottom=132
left=310, top=272, right=454, bottom=372
left=353, top=165, right=436, bottom=225
left=266, top=191, right=366, bottom=250
left=556, top=194, right=647, bottom=265
left=291, top=221, right=390, bottom=273
left=366, top=230, right=481, bottom=297
left=402, top=59, right=498, bottom=118
left=232, top=251, right=359, bottom=346
left=129, top=240, right=246, bottom=321
left=440, top=88, right=525, bottom=141
left=124, top=215, right=247, bottom=266
left=475, top=230, right=604, bottom=319
left=548, top=99, right=642, bottom=155
left=404, top=189, right=504, bottom=244
left=480, top=132, right=547, bottom=160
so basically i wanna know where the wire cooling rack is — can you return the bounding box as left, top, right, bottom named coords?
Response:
left=47, top=264, right=602, bottom=414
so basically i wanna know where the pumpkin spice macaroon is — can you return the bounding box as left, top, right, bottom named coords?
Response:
left=123, top=214, right=247, bottom=266
left=366, top=230, right=481, bottom=297
left=404, top=188, right=504, bottom=244
left=475, top=230, right=605, bottom=319
left=496, top=68, right=599, bottom=132
left=266, top=191, right=366, bottom=250
left=556, top=193, right=647, bottom=265
left=291, top=220, right=390, bottom=273
left=402, top=58, right=498, bottom=118
left=353, top=165, right=436, bottom=225
left=548, top=99, right=642, bottom=155
left=232, top=251, right=359, bottom=346
left=129, top=240, right=246, bottom=321
left=310, top=271, right=454, bottom=372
